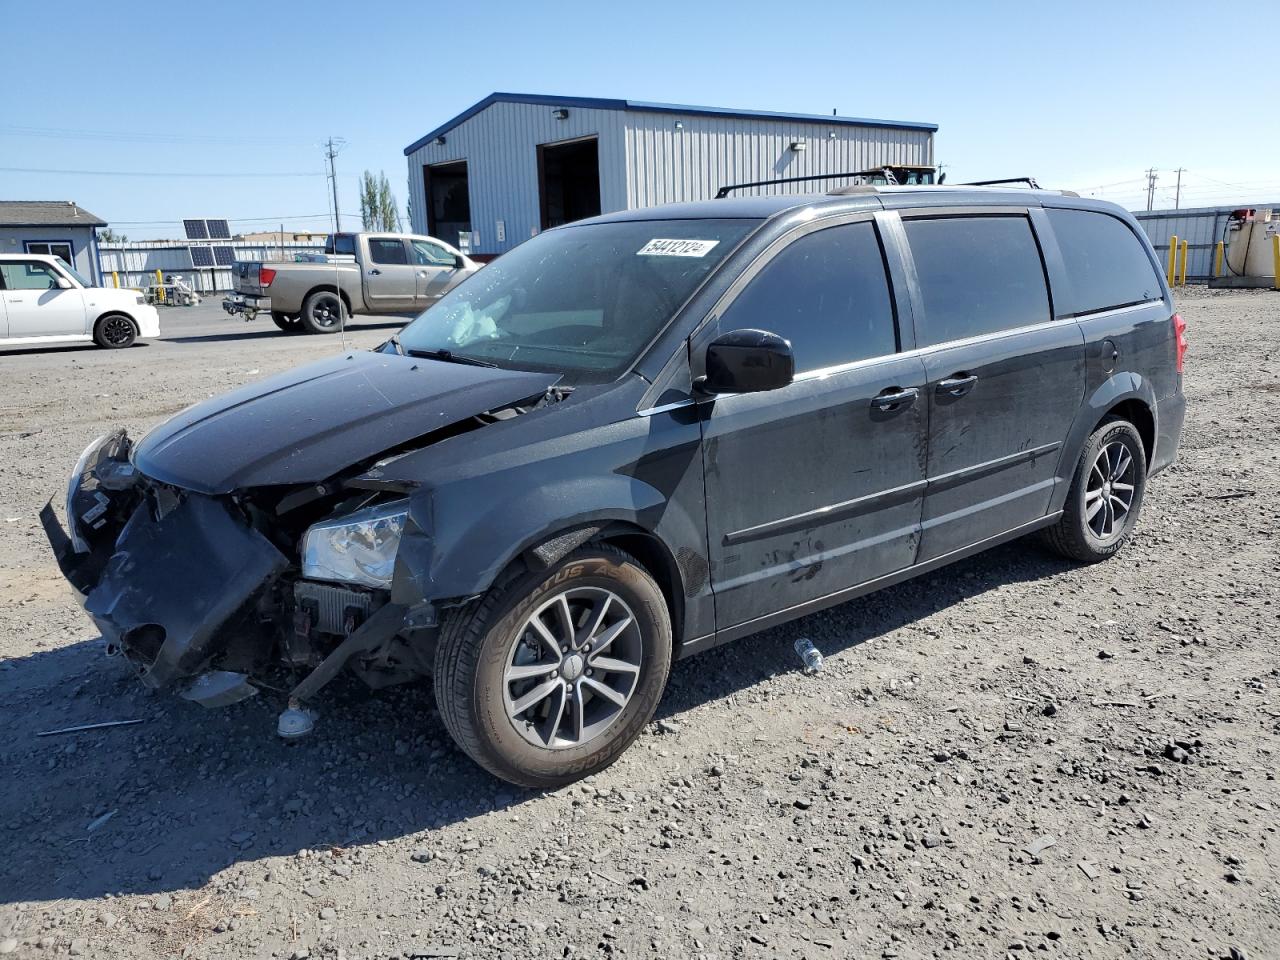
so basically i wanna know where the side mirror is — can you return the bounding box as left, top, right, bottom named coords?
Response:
left=55, top=276, right=73, bottom=290
left=697, top=328, right=794, bottom=395
left=453, top=254, right=467, bottom=269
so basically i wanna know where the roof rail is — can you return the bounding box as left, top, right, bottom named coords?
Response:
left=715, top=172, right=881, bottom=199
left=962, top=177, right=1042, bottom=189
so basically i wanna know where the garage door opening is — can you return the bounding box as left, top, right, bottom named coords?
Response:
left=424, top=160, right=471, bottom=250
left=538, top=137, right=601, bottom=230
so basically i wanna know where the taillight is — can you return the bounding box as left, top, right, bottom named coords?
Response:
left=259, top=267, right=276, bottom=288
left=1172, top=313, right=1187, bottom=373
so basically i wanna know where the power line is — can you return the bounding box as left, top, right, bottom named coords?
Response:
left=109, top=213, right=363, bottom=226
left=0, top=125, right=317, bottom=147
left=0, top=166, right=333, bottom=178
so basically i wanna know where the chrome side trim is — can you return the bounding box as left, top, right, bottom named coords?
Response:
left=723, top=478, right=927, bottom=545
left=926, top=441, right=1062, bottom=491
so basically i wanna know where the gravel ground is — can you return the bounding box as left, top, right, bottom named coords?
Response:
left=0, top=291, right=1277, bottom=960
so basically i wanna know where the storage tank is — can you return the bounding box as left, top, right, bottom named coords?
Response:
left=1225, top=208, right=1277, bottom=279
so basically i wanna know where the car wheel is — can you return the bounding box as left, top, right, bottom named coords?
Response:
left=434, top=544, right=673, bottom=788
left=93, top=313, right=138, bottom=349
left=1042, top=418, right=1147, bottom=563
left=300, top=290, right=345, bottom=334
left=271, top=311, right=302, bottom=332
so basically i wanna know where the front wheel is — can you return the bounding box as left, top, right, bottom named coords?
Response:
left=434, top=545, right=673, bottom=788
left=299, top=290, right=345, bottom=334
left=1042, top=418, right=1148, bottom=562
left=93, top=313, right=137, bottom=349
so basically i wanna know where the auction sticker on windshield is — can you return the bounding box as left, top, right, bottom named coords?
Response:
left=637, top=238, right=720, bottom=257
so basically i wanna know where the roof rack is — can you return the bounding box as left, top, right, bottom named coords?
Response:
left=715, top=171, right=882, bottom=199
left=962, top=177, right=1041, bottom=189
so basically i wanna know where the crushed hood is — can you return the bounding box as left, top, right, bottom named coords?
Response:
left=132, top=351, right=559, bottom=494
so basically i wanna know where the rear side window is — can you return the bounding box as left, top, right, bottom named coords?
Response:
left=367, top=238, right=408, bottom=265
left=719, top=221, right=897, bottom=374
left=325, top=234, right=356, bottom=256
left=1047, top=209, right=1163, bottom=315
left=905, top=216, right=1051, bottom=346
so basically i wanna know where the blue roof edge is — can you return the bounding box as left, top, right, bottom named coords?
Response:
left=403, top=92, right=937, bottom=156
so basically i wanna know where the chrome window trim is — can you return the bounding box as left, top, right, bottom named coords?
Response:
left=637, top=399, right=696, bottom=418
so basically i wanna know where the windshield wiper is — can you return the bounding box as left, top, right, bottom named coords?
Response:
left=405, top=347, right=498, bottom=368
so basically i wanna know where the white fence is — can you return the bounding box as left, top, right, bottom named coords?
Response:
left=97, top=240, right=326, bottom=293
left=1133, top=201, right=1280, bottom=282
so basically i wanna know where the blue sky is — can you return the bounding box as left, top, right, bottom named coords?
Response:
left=3, top=0, right=1276, bottom=239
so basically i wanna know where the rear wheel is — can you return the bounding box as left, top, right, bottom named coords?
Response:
left=93, top=313, right=137, bottom=349
left=271, top=311, right=302, bottom=332
left=434, top=545, right=672, bottom=788
left=299, top=290, right=345, bottom=334
left=1042, top=418, right=1147, bottom=562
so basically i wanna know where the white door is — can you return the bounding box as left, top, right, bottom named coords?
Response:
left=410, top=239, right=461, bottom=305
left=0, top=260, right=88, bottom=338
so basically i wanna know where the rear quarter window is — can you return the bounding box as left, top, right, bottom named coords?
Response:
left=904, top=215, right=1051, bottom=346
left=1047, top=208, right=1164, bottom=315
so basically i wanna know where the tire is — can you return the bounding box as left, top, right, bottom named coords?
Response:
left=93, top=313, right=137, bottom=349
left=271, top=311, right=302, bottom=333
left=299, top=289, right=345, bottom=334
left=1042, top=417, right=1147, bottom=563
left=434, top=544, right=673, bottom=788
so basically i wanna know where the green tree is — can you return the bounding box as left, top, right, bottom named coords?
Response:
left=360, top=170, right=401, bottom=231
left=97, top=227, right=127, bottom=243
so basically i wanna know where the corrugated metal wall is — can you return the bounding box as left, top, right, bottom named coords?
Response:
left=98, top=240, right=325, bottom=292
left=623, top=114, right=932, bottom=207
left=1133, top=202, right=1280, bottom=282
left=406, top=102, right=933, bottom=256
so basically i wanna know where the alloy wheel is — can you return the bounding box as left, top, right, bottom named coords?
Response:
left=502, top=587, right=642, bottom=749
left=311, top=294, right=342, bottom=328
left=1085, top=440, right=1136, bottom=540
left=102, top=316, right=134, bottom=346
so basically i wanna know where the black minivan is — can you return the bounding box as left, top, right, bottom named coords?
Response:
left=46, top=186, right=1187, bottom=787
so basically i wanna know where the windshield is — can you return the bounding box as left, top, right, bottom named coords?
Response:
left=61, top=263, right=92, bottom=287
left=395, top=218, right=758, bottom=384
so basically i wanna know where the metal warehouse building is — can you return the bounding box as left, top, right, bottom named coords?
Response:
left=404, top=92, right=937, bottom=257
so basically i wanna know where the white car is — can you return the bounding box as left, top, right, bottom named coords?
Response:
left=0, top=254, right=160, bottom=349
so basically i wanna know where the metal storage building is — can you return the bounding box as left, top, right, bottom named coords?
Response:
left=0, top=201, right=106, bottom=283
left=404, top=93, right=937, bottom=257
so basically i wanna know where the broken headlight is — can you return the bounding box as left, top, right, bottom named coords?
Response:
left=301, top=500, right=408, bottom=589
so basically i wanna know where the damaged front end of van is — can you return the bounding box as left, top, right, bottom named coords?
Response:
left=41, top=350, right=563, bottom=730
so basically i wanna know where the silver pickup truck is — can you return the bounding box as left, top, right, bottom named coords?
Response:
left=222, top=232, right=479, bottom=333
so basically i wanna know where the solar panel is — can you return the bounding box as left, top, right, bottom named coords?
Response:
left=213, top=245, right=236, bottom=266
left=206, top=219, right=231, bottom=239
left=190, top=246, right=215, bottom=267
left=183, top=218, right=209, bottom=240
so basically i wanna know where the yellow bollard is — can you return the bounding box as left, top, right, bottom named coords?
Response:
left=155, top=269, right=165, bottom=304
left=1214, top=241, right=1224, bottom=279
left=1178, top=238, right=1188, bottom=286
left=112, top=271, right=119, bottom=288
left=1273, top=234, right=1279, bottom=291
left=1167, top=235, right=1178, bottom=286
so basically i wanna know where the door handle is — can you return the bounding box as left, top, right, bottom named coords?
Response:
left=936, top=373, right=978, bottom=397
left=870, top=386, right=919, bottom=410
left=368, top=268, right=382, bottom=276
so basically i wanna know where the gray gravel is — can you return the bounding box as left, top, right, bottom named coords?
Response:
left=1, top=292, right=1278, bottom=959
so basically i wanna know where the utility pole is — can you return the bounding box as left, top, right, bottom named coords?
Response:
left=1145, top=168, right=1159, bottom=212
left=1173, top=167, right=1186, bottom=210
left=324, top=137, right=346, bottom=233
